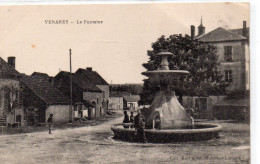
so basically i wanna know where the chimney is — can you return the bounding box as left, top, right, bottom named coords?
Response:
left=242, top=21, right=247, bottom=37
left=191, top=25, right=195, bottom=40
left=86, top=67, right=92, bottom=72
left=8, top=57, right=15, bottom=68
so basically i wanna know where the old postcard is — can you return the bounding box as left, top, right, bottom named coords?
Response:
left=0, top=2, right=250, bottom=164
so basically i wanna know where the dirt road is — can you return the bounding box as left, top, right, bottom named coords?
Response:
left=0, top=117, right=250, bottom=164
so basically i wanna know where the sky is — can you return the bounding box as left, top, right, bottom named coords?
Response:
left=0, top=3, right=249, bottom=84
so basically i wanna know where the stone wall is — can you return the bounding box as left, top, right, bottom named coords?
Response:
left=212, top=41, right=248, bottom=91
left=46, top=105, right=71, bottom=123
left=83, top=91, right=103, bottom=117
left=182, top=96, right=226, bottom=119
left=109, top=97, right=123, bottom=110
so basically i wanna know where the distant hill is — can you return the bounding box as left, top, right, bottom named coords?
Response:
left=110, top=83, right=143, bottom=95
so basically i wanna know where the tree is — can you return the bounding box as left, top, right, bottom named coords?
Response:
left=139, top=34, right=227, bottom=105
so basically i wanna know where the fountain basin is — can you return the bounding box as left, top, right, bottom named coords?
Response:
left=111, top=123, right=222, bottom=143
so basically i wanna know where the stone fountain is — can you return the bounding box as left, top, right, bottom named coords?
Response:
left=111, top=51, right=222, bottom=143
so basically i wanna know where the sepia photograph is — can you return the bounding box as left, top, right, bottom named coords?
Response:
left=0, top=2, right=251, bottom=163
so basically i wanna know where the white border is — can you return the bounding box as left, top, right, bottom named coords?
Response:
left=0, top=0, right=258, bottom=164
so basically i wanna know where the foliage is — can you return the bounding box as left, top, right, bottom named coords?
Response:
left=139, top=34, right=227, bottom=105
left=110, top=84, right=143, bottom=95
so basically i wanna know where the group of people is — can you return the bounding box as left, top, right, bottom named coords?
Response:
left=123, top=110, right=147, bottom=143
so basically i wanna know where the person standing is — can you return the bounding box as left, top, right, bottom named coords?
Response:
left=154, top=112, right=161, bottom=130
left=123, top=111, right=130, bottom=129
left=47, top=114, right=53, bottom=134
left=130, top=112, right=134, bottom=128
left=134, top=110, right=147, bottom=143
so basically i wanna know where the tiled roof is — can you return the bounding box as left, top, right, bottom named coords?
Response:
left=123, top=95, right=140, bottom=102
left=228, top=28, right=249, bottom=38
left=31, top=72, right=50, bottom=79
left=197, top=27, right=247, bottom=42
left=21, top=75, right=70, bottom=105
left=0, top=57, right=21, bottom=78
left=76, top=68, right=109, bottom=85
left=55, top=71, right=102, bottom=93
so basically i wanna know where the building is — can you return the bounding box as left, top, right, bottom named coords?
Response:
left=54, top=71, right=103, bottom=119
left=123, top=95, right=140, bottom=110
left=20, top=75, right=71, bottom=124
left=195, top=20, right=249, bottom=91
left=183, top=20, right=250, bottom=120
left=76, top=67, right=110, bottom=113
left=109, top=92, right=129, bottom=110
left=0, top=57, right=24, bottom=126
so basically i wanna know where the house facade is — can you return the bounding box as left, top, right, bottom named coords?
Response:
left=0, top=57, right=24, bottom=126
left=196, top=20, right=249, bottom=91
left=54, top=71, right=103, bottom=119
left=123, top=95, right=140, bottom=111
left=185, top=20, right=250, bottom=120
left=20, top=75, right=71, bottom=124
left=76, top=67, right=110, bottom=114
left=109, top=92, right=130, bottom=110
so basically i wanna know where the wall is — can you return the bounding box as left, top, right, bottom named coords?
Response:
left=0, top=79, right=23, bottom=126
left=46, top=105, right=71, bottom=123
left=109, top=97, right=123, bottom=110
left=212, top=41, right=247, bottom=91
left=182, top=96, right=226, bottom=119
left=127, top=102, right=138, bottom=110
left=83, top=91, right=103, bottom=117
left=97, top=85, right=109, bottom=111
left=245, top=43, right=250, bottom=90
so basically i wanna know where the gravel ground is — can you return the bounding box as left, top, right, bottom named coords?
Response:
left=0, top=116, right=250, bottom=164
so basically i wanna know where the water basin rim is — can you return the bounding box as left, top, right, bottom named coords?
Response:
left=111, top=123, right=222, bottom=134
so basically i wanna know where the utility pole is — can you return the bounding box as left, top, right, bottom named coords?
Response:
left=69, top=49, right=73, bottom=123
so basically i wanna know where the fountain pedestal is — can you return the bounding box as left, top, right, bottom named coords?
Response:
left=146, top=90, right=193, bottom=129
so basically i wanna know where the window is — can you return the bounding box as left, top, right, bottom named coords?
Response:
left=225, top=70, right=232, bottom=83
left=224, top=46, right=232, bottom=62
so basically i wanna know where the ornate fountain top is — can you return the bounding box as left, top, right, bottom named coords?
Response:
left=156, top=51, right=173, bottom=70
left=157, top=51, right=174, bottom=56
left=142, top=51, right=189, bottom=77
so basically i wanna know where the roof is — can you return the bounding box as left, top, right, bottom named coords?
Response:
left=76, top=68, right=109, bottom=85
left=228, top=28, right=249, bottom=38
left=110, top=92, right=130, bottom=97
left=21, top=75, right=70, bottom=105
left=31, top=72, right=50, bottom=79
left=197, top=27, right=248, bottom=42
left=55, top=71, right=102, bottom=93
left=213, top=98, right=249, bottom=107
left=0, top=57, right=21, bottom=78
left=123, top=95, right=140, bottom=102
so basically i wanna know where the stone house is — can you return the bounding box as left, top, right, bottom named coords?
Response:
left=123, top=95, right=140, bottom=111
left=20, top=75, right=71, bottom=124
left=196, top=20, right=249, bottom=91
left=76, top=67, right=110, bottom=113
left=185, top=20, right=250, bottom=120
left=0, top=57, right=24, bottom=127
left=54, top=71, right=103, bottom=119
left=109, top=92, right=129, bottom=110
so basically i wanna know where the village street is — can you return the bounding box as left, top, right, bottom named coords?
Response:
left=0, top=115, right=250, bottom=164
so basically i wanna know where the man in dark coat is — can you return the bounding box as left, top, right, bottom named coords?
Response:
left=123, top=111, right=130, bottom=129
left=134, top=110, right=147, bottom=143
left=130, top=112, right=134, bottom=128
left=47, top=114, right=53, bottom=134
